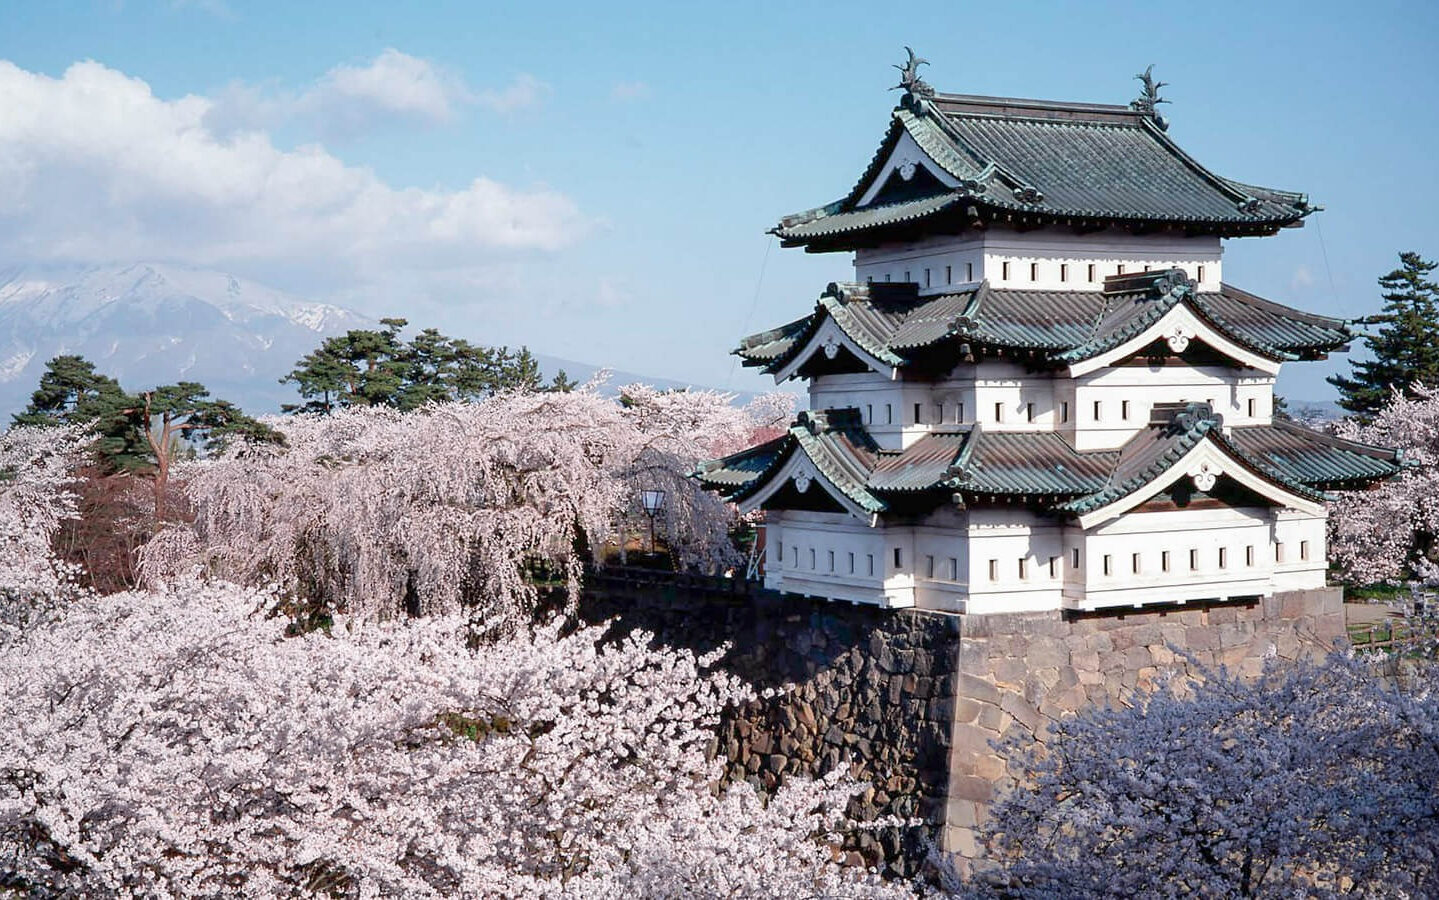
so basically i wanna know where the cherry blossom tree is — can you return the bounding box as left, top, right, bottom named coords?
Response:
left=615, top=383, right=792, bottom=568
left=1328, top=385, right=1439, bottom=584
left=142, top=384, right=793, bottom=633
left=0, top=424, right=88, bottom=641
left=0, top=578, right=909, bottom=898
left=970, top=653, right=1439, bottom=898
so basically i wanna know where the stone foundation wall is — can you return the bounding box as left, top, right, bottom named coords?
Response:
left=578, top=571, right=1346, bottom=875
left=944, top=587, right=1346, bottom=858
left=580, top=569, right=959, bottom=876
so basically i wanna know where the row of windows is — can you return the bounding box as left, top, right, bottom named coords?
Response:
left=776, top=538, right=1313, bottom=583
left=866, top=262, right=1209, bottom=288
left=774, top=542, right=877, bottom=577
left=1092, top=541, right=1310, bottom=578
left=845, top=395, right=1267, bottom=429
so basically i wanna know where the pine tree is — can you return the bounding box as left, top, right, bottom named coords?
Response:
left=15, top=356, right=281, bottom=518
left=1329, top=252, right=1439, bottom=420
left=282, top=319, right=553, bottom=412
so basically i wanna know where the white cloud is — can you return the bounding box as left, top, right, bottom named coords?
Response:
left=206, top=49, right=481, bottom=138
left=476, top=73, right=549, bottom=114
left=610, top=81, right=650, bottom=103
left=1291, top=264, right=1316, bottom=293
left=0, top=60, right=589, bottom=292
left=318, top=48, right=467, bottom=124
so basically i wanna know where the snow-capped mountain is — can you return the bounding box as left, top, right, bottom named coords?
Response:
left=0, top=262, right=754, bottom=419
left=0, top=263, right=373, bottom=416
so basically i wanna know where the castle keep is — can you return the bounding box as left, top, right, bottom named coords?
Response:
left=697, top=58, right=1401, bottom=616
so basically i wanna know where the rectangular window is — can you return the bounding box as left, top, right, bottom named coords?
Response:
left=865, top=404, right=873, bottom=424
left=946, top=264, right=953, bottom=284
left=885, top=273, right=891, bottom=282
left=1219, top=547, right=1228, bottom=569
left=1189, top=548, right=1199, bottom=571
left=866, top=274, right=873, bottom=283
left=809, top=548, right=816, bottom=570
left=1276, top=542, right=1284, bottom=563
left=1026, top=402, right=1035, bottom=423
left=957, top=401, right=966, bottom=422
left=1072, top=547, right=1080, bottom=569
left=1087, top=263, right=1096, bottom=282
left=885, top=404, right=893, bottom=425
left=1029, top=262, right=1039, bottom=281
left=1060, top=263, right=1069, bottom=282
left=1132, top=552, right=1141, bottom=574
left=1144, top=264, right=1152, bottom=272
left=792, top=547, right=798, bottom=567
left=924, top=268, right=931, bottom=288
left=994, top=401, right=1004, bottom=423
left=1300, top=540, right=1310, bottom=561
left=988, top=559, right=999, bottom=581
left=1117, top=263, right=1126, bottom=275
left=1245, top=545, right=1255, bottom=567
left=1048, top=556, right=1059, bottom=578
left=1103, top=554, right=1113, bottom=576
left=827, top=550, right=835, bottom=572
left=1162, top=550, right=1171, bottom=572
left=1002, top=261, right=1011, bottom=280
left=893, top=547, right=902, bottom=568
left=935, top=402, right=944, bottom=423
left=1018, top=558, right=1029, bottom=579
left=948, top=558, right=958, bottom=579
left=926, top=555, right=935, bottom=578
left=1061, top=401, right=1070, bottom=423
left=1121, top=400, right=1131, bottom=421
left=914, top=402, right=922, bottom=424
left=1093, top=400, right=1102, bottom=421
left=1247, top=398, right=1257, bottom=417
left=848, top=552, right=855, bottom=574
left=966, top=262, right=974, bottom=281
left=904, top=270, right=911, bottom=282
left=1197, top=264, right=1206, bottom=282
left=867, top=554, right=875, bottom=576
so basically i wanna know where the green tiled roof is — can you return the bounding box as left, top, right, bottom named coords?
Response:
left=775, top=92, right=1316, bottom=249
left=697, top=404, right=1399, bottom=520
left=737, top=270, right=1351, bottom=376
left=946, top=430, right=1116, bottom=497
left=1226, top=420, right=1404, bottom=488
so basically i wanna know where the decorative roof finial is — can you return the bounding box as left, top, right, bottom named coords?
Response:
left=1131, top=64, right=1170, bottom=131
left=892, top=47, right=936, bottom=109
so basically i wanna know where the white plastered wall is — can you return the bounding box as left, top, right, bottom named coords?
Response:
left=1070, top=364, right=1276, bottom=451
left=853, top=227, right=1223, bottom=293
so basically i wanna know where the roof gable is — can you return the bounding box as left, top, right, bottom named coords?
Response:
left=695, top=403, right=1400, bottom=520
left=775, top=86, right=1317, bottom=249
left=736, top=270, right=1350, bottom=379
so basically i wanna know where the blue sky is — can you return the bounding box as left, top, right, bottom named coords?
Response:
left=4, top=0, right=1437, bottom=402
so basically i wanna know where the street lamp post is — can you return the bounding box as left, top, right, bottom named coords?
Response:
left=640, top=488, right=666, bottom=556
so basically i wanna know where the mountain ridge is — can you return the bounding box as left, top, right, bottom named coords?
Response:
left=0, top=262, right=753, bottom=417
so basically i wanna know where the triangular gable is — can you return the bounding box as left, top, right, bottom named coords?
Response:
left=1065, top=299, right=1287, bottom=377
left=771, top=314, right=901, bottom=383
left=854, top=129, right=965, bottom=207
left=1070, top=429, right=1326, bottom=529
left=733, top=447, right=879, bottom=518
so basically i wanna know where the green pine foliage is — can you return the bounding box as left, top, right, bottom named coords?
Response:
left=13, top=355, right=280, bottom=476
left=1329, top=252, right=1439, bottom=420
left=280, top=318, right=568, bottom=413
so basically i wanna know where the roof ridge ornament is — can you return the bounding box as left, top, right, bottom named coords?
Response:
left=891, top=47, right=936, bottom=113
left=1130, top=64, right=1171, bottom=132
